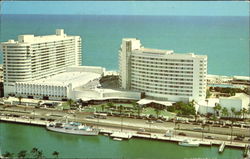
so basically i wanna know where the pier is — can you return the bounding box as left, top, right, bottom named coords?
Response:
left=243, top=145, right=250, bottom=158
left=219, top=142, right=226, bottom=153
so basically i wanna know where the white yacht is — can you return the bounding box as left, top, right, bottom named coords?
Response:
left=46, top=122, right=99, bottom=136
left=178, top=139, right=200, bottom=147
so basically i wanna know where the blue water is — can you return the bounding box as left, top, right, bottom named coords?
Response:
left=0, top=14, right=249, bottom=76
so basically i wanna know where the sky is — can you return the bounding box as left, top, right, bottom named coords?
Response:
left=1, top=1, right=249, bottom=16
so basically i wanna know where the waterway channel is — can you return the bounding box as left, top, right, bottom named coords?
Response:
left=0, top=122, right=243, bottom=159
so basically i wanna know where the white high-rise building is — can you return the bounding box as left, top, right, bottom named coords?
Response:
left=119, top=38, right=207, bottom=102
left=1, top=29, right=82, bottom=96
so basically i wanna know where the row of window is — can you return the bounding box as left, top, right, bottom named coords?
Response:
left=132, top=86, right=192, bottom=97
left=131, top=56, right=194, bottom=63
left=131, top=70, right=194, bottom=78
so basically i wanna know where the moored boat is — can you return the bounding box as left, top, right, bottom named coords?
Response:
left=113, top=138, right=123, bottom=141
left=46, top=122, right=99, bottom=136
left=178, top=139, right=200, bottom=147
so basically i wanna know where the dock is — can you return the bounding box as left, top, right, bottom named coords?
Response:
left=243, top=145, right=250, bottom=158
left=219, top=142, right=226, bottom=153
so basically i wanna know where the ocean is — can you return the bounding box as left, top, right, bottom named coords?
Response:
left=0, top=14, right=249, bottom=76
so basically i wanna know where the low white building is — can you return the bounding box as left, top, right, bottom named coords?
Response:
left=14, top=66, right=104, bottom=100
left=196, top=98, right=219, bottom=115
left=197, top=93, right=250, bottom=116
left=219, top=93, right=250, bottom=112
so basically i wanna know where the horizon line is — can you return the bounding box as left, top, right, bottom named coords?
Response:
left=1, top=14, right=249, bottom=17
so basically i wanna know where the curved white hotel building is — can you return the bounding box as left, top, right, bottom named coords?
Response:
left=1, top=29, right=82, bottom=97
left=119, top=38, right=207, bottom=102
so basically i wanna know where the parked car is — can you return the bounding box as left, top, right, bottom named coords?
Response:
left=146, top=120, right=154, bottom=124
left=234, top=136, right=244, bottom=141
left=138, top=128, right=145, bottom=132
left=86, top=116, right=95, bottom=119
left=193, top=127, right=202, bottom=131
left=205, top=136, right=215, bottom=139
left=178, top=132, right=186, bottom=136
left=156, top=119, right=164, bottom=123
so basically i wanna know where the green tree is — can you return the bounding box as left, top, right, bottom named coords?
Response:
left=101, top=104, right=105, bottom=112
left=201, top=124, right=206, bottom=141
left=231, top=107, right=236, bottom=118
left=2, top=151, right=14, bottom=158
left=18, top=96, right=23, bottom=105
left=132, top=102, right=142, bottom=117
left=52, top=151, right=59, bottom=159
left=153, top=104, right=165, bottom=118
left=131, top=101, right=137, bottom=109
left=154, top=108, right=160, bottom=118
left=17, top=150, right=27, bottom=158
left=37, top=101, right=42, bottom=107
left=30, top=147, right=38, bottom=158
left=241, top=108, right=248, bottom=119
left=235, top=111, right=242, bottom=118
left=213, top=104, right=222, bottom=116
left=107, top=102, right=114, bottom=107
left=118, top=105, right=123, bottom=115
left=221, top=107, right=229, bottom=117
left=67, top=99, right=74, bottom=107
left=206, top=89, right=211, bottom=98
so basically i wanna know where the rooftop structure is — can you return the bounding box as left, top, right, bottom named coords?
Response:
left=232, top=76, right=250, bottom=86
left=119, top=38, right=207, bottom=102
left=15, top=66, right=104, bottom=100
left=1, top=29, right=82, bottom=96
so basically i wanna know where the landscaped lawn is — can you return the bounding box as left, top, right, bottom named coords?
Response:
left=142, top=107, right=176, bottom=118
left=56, top=102, right=70, bottom=110
left=80, top=103, right=176, bottom=118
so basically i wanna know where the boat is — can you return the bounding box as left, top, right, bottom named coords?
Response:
left=46, top=122, right=99, bottom=136
left=178, top=139, right=200, bottom=147
left=113, top=138, right=123, bottom=141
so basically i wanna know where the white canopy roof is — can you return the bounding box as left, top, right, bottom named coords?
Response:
left=137, top=98, right=174, bottom=107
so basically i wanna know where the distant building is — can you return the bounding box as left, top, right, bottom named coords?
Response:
left=231, top=76, right=250, bottom=86
left=119, top=38, right=207, bottom=102
left=219, top=93, right=250, bottom=112
left=197, top=93, right=250, bottom=116
left=1, top=29, right=82, bottom=96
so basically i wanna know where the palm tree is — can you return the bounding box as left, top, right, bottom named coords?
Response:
left=37, top=150, right=44, bottom=159
left=2, top=151, right=14, bottom=158
left=67, top=99, right=74, bottom=108
left=107, top=102, right=114, bottom=108
left=221, top=107, right=229, bottom=117
left=101, top=104, right=105, bottom=112
left=201, top=124, right=206, bottom=141
left=241, top=108, right=248, bottom=120
left=154, top=107, right=160, bottom=119
left=118, top=105, right=123, bottom=115
left=52, top=151, right=59, bottom=159
left=132, top=102, right=142, bottom=117
left=213, top=104, right=222, bottom=116
left=235, top=111, right=242, bottom=119
left=18, top=96, right=23, bottom=105
left=30, top=147, right=38, bottom=158
left=118, top=105, right=124, bottom=132
left=18, top=150, right=27, bottom=158
left=231, top=107, right=236, bottom=118
left=131, top=101, right=137, bottom=109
